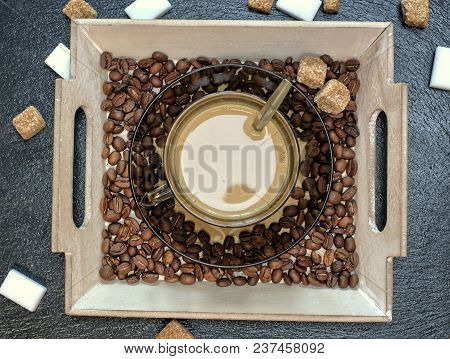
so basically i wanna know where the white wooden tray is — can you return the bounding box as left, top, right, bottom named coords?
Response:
left=52, top=20, right=407, bottom=322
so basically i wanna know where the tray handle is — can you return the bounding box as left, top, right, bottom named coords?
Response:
left=52, top=79, right=94, bottom=253
left=367, top=83, right=408, bottom=258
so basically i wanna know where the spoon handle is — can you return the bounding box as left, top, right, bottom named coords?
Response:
left=253, top=79, right=292, bottom=131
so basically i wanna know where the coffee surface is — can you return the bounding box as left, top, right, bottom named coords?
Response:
left=174, top=101, right=289, bottom=218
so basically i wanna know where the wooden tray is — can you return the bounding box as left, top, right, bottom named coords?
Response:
left=51, top=20, right=407, bottom=322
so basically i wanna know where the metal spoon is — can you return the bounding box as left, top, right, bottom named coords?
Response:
left=252, top=78, right=292, bottom=131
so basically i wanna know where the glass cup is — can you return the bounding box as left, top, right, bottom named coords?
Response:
left=150, top=91, right=301, bottom=227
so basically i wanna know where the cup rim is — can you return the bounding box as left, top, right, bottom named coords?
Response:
left=129, top=63, right=334, bottom=269
left=164, top=91, right=300, bottom=228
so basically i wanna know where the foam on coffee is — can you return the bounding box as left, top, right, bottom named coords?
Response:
left=173, top=100, right=290, bottom=219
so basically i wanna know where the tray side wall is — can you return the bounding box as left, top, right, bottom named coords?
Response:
left=52, top=21, right=107, bottom=309
left=356, top=23, right=408, bottom=318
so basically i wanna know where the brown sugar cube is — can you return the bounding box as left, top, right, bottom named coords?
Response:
left=156, top=320, right=194, bottom=339
left=297, top=56, right=327, bottom=89
left=323, top=0, right=340, bottom=14
left=63, top=0, right=97, bottom=20
left=248, top=0, right=274, bottom=14
left=314, top=79, right=350, bottom=115
left=12, top=106, right=46, bottom=140
left=401, top=0, right=429, bottom=28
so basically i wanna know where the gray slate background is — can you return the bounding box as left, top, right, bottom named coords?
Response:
left=0, top=0, right=449, bottom=338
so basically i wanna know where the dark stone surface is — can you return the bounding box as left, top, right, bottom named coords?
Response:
left=0, top=0, right=448, bottom=339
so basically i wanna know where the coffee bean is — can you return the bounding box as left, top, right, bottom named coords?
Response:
left=192, top=264, right=203, bottom=281
left=291, top=187, right=305, bottom=199
left=338, top=275, right=349, bottom=288
left=345, top=59, right=360, bottom=72
left=124, top=275, right=139, bottom=285
left=104, top=209, right=121, bottom=223
left=170, top=258, right=182, bottom=272
left=338, top=73, right=352, bottom=86
left=109, top=70, right=123, bottom=82
left=311, top=250, right=322, bottom=264
left=350, top=252, right=359, bottom=266
left=328, top=191, right=342, bottom=204
left=267, top=269, right=281, bottom=283
left=180, top=273, right=196, bottom=285
left=152, top=51, right=168, bottom=62
left=198, top=230, right=210, bottom=243
left=176, top=58, right=190, bottom=73
left=311, top=231, right=325, bottom=244
left=259, top=267, right=272, bottom=283
left=180, top=263, right=194, bottom=273
left=152, top=247, right=164, bottom=261
left=142, top=273, right=159, bottom=283
left=342, top=186, right=358, bottom=201
left=106, top=168, right=117, bottom=182
left=282, top=273, right=292, bottom=286
left=338, top=216, right=353, bottom=228
left=114, top=177, right=130, bottom=189
left=334, top=159, right=347, bottom=173
left=138, top=58, right=154, bottom=69
left=308, top=274, right=325, bottom=287
left=279, top=216, right=296, bottom=228
left=101, top=99, right=113, bottom=111
left=341, top=147, right=355, bottom=160
left=344, top=237, right=356, bottom=252
left=160, top=217, right=172, bottom=233
left=344, top=123, right=360, bottom=138
left=347, top=159, right=358, bottom=176
left=323, top=249, right=334, bottom=267
left=283, top=205, right=299, bottom=217
left=100, top=52, right=112, bottom=69
left=154, top=261, right=165, bottom=275
left=233, top=276, right=247, bottom=286
left=117, top=262, right=132, bottom=276
left=334, top=234, right=345, bottom=248
left=164, top=266, right=175, bottom=280
left=333, top=203, right=345, bottom=217
left=216, top=278, right=232, bottom=287
left=316, top=271, right=328, bottom=282
left=320, top=54, right=333, bottom=65
left=288, top=269, right=301, bottom=283
left=99, top=265, right=115, bottom=280
left=101, top=237, right=110, bottom=253
left=331, top=261, right=344, bottom=273
left=133, top=255, right=148, bottom=270
left=149, top=62, right=163, bottom=75
left=165, top=60, right=176, bottom=73
left=241, top=266, right=256, bottom=277
left=335, top=248, right=350, bottom=261
left=162, top=250, right=174, bottom=265
left=109, top=110, right=125, bottom=122
left=342, top=176, right=354, bottom=187
left=112, top=92, right=126, bottom=107
left=296, top=254, right=313, bottom=267
left=344, top=201, right=357, bottom=217
left=112, top=196, right=123, bottom=214
left=170, top=229, right=186, bottom=242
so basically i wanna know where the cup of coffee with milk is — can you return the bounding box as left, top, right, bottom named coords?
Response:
left=146, top=69, right=302, bottom=228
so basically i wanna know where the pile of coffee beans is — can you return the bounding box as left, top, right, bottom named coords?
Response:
left=99, top=51, right=360, bottom=289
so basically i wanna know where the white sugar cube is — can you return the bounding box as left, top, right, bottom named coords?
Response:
left=45, top=43, right=70, bottom=80
left=0, top=269, right=47, bottom=312
left=125, top=0, right=172, bottom=20
left=430, top=46, right=450, bottom=91
left=276, top=0, right=322, bottom=21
